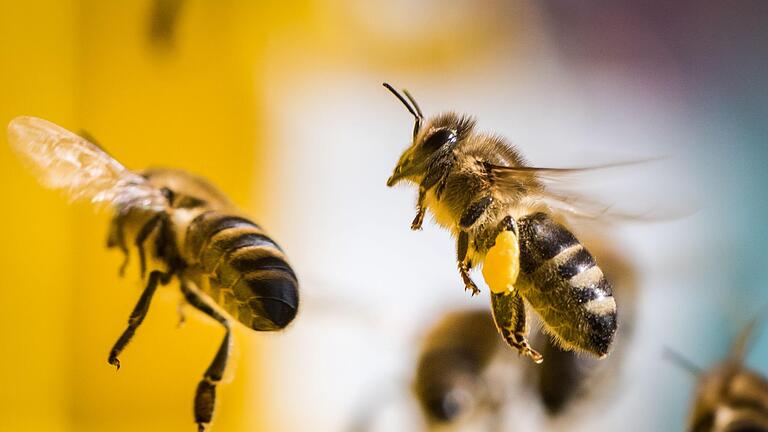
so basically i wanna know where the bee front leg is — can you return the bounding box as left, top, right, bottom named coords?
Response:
left=491, top=290, right=543, bottom=364
left=411, top=187, right=426, bottom=231
left=457, top=231, right=480, bottom=296
left=180, top=282, right=232, bottom=432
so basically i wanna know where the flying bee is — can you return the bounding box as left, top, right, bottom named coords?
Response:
left=676, top=316, right=768, bottom=432
left=7, top=116, right=299, bottom=432
left=384, top=83, right=623, bottom=363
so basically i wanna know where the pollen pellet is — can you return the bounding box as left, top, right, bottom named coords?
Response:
left=482, top=230, right=520, bottom=294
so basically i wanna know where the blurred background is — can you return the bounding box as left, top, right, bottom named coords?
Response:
left=1, top=1, right=767, bottom=431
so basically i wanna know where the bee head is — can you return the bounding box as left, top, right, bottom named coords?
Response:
left=424, top=388, right=472, bottom=423
left=383, top=83, right=475, bottom=186
left=416, top=366, right=479, bottom=424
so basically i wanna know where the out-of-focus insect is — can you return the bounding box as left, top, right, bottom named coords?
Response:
left=384, top=83, right=622, bottom=363
left=7, top=116, right=299, bottom=432
left=148, top=0, right=186, bottom=48
left=413, top=309, right=501, bottom=426
left=675, top=316, right=768, bottom=432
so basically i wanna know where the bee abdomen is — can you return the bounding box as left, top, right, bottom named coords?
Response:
left=517, top=212, right=617, bottom=357
left=186, top=211, right=298, bottom=330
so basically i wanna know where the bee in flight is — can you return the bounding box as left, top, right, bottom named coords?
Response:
left=7, top=116, right=299, bottom=432
left=672, top=315, right=768, bottom=432
left=383, top=83, right=620, bottom=363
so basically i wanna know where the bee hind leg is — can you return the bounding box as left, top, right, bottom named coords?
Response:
left=491, top=290, right=543, bottom=364
left=181, top=282, right=232, bottom=432
left=457, top=231, right=480, bottom=296
left=108, top=270, right=172, bottom=369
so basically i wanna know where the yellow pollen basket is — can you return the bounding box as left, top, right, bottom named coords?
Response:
left=482, top=231, right=521, bottom=294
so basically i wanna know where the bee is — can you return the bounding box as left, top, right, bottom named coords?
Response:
left=682, top=316, right=768, bottom=432
left=413, top=309, right=501, bottom=426
left=384, top=83, right=619, bottom=363
left=7, top=116, right=299, bottom=432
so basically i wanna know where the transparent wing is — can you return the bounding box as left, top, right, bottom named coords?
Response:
left=7, top=116, right=165, bottom=211
left=489, top=158, right=693, bottom=224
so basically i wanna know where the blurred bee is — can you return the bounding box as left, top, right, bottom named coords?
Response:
left=384, top=83, right=621, bottom=363
left=681, top=316, right=768, bottom=432
left=7, top=116, right=299, bottom=432
left=413, top=309, right=501, bottom=427
left=148, top=0, right=186, bottom=48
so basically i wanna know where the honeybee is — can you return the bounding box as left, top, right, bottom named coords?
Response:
left=7, top=116, right=299, bottom=432
left=413, top=309, right=501, bottom=426
left=384, top=83, right=620, bottom=363
left=684, top=316, right=768, bottom=432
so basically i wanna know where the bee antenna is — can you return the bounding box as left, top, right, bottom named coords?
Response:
left=663, top=346, right=703, bottom=377
left=383, top=82, right=423, bottom=139
left=727, top=306, right=768, bottom=364
left=402, top=89, right=423, bottom=119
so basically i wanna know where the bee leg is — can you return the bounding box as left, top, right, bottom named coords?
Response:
left=181, top=283, right=231, bottom=432
left=107, top=213, right=130, bottom=276
left=177, top=299, right=187, bottom=328
left=411, top=208, right=425, bottom=231
left=491, top=290, right=543, bottom=364
left=108, top=270, right=171, bottom=369
left=411, top=187, right=426, bottom=230
left=457, top=231, right=480, bottom=296
left=134, top=213, right=164, bottom=278
left=498, top=215, right=517, bottom=235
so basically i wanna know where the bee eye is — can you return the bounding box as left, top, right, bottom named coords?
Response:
left=422, top=129, right=456, bottom=152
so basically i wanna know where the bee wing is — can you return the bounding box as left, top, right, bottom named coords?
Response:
left=7, top=116, right=165, bottom=211
left=488, top=158, right=688, bottom=224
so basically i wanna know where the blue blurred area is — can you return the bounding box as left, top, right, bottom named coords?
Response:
left=541, top=1, right=768, bottom=428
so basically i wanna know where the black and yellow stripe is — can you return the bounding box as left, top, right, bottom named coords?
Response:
left=185, top=211, right=298, bottom=330
left=516, top=212, right=617, bottom=356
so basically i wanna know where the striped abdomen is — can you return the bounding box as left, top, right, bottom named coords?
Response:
left=516, top=212, right=616, bottom=356
left=185, top=211, right=298, bottom=331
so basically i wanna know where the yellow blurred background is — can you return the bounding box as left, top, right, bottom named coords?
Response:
left=1, top=1, right=274, bottom=430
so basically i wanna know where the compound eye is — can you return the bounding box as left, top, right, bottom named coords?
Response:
left=422, top=128, right=456, bottom=152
